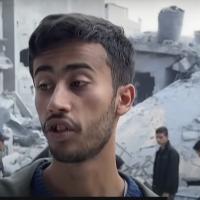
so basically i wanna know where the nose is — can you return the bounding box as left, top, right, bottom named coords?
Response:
left=47, top=82, right=72, bottom=113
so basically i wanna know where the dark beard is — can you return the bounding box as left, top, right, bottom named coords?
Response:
left=43, top=99, right=116, bottom=163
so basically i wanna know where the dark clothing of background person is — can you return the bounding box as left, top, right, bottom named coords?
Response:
left=152, top=141, right=179, bottom=196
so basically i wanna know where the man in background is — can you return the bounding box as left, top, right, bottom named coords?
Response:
left=152, top=126, right=179, bottom=200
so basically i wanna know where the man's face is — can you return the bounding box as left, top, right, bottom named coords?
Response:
left=156, top=133, right=168, bottom=146
left=33, top=41, right=117, bottom=163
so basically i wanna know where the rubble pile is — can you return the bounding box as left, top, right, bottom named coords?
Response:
left=0, top=92, right=47, bottom=176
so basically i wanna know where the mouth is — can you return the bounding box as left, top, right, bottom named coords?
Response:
left=47, top=123, right=74, bottom=133
left=44, top=118, right=79, bottom=141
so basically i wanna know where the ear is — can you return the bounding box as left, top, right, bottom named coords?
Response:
left=116, top=84, right=135, bottom=116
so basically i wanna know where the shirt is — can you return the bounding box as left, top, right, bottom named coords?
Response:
left=31, top=160, right=143, bottom=197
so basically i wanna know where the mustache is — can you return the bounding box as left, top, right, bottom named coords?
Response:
left=42, top=113, right=80, bottom=133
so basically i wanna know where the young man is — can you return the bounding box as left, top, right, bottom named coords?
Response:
left=0, top=13, right=156, bottom=197
left=193, top=140, right=200, bottom=157
left=152, top=126, right=179, bottom=200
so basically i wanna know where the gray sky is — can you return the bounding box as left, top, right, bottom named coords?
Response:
left=106, top=0, right=200, bottom=36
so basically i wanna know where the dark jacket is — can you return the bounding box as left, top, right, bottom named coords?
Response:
left=153, top=141, right=180, bottom=195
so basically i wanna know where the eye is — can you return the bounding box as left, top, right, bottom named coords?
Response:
left=70, top=80, right=88, bottom=89
left=36, top=82, right=53, bottom=91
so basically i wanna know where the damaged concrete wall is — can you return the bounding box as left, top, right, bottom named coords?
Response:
left=135, top=51, right=178, bottom=93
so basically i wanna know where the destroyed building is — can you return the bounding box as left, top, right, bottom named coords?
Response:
left=130, top=6, right=200, bottom=105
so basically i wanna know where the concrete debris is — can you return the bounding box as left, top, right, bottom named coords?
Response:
left=6, top=119, right=33, bottom=136
left=3, top=91, right=33, bottom=118
left=13, top=130, right=44, bottom=147
left=0, top=92, right=47, bottom=175
left=172, top=57, right=191, bottom=72
left=181, top=129, right=199, bottom=141
left=22, top=117, right=41, bottom=130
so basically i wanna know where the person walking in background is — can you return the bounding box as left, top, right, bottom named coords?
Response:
left=152, top=126, right=180, bottom=200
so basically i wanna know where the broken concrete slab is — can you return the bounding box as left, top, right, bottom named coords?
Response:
left=172, top=57, right=191, bottom=72
left=181, top=129, right=199, bottom=141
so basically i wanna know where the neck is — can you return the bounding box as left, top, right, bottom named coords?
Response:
left=160, top=141, right=169, bottom=149
left=43, top=134, right=124, bottom=196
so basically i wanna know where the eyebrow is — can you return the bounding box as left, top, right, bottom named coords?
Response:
left=34, top=65, right=53, bottom=77
left=34, top=63, right=95, bottom=77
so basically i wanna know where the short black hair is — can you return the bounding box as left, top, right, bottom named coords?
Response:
left=28, top=13, right=135, bottom=93
left=155, top=126, right=168, bottom=136
left=193, top=140, right=200, bottom=151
